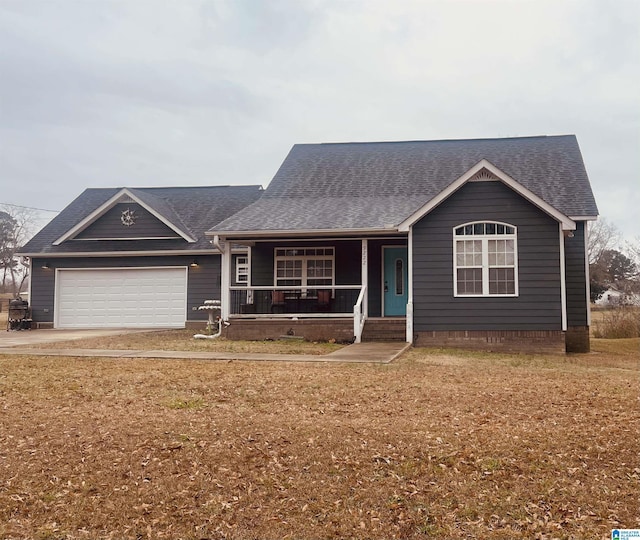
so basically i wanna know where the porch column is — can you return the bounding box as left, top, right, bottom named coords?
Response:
left=361, top=239, right=368, bottom=317
left=220, top=237, right=231, bottom=320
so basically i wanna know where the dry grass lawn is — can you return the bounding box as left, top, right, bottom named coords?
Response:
left=24, top=329, right=344, bottom=355
left=0, top=339, right=638, bottom=539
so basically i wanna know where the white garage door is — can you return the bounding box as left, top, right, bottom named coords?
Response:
left=56, top=267, right=187, bottom=328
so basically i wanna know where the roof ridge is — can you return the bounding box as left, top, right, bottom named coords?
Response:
left=288, top=134, right=576, bottom=147
left=84, top=185, right=262, bottom=192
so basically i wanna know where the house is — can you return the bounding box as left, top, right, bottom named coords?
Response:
left=19, top=135, right=598, bottom=353
left=18, top=186, right=263, bottom=329
left=595, top=287, right=640, bottom=307
left=207, top=135, right=597, bottom=353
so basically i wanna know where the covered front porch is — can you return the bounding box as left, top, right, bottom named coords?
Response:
left=216, top=236, right=412, bottom=343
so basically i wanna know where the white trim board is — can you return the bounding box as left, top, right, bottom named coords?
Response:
left=559, top=224, right=568, bottom=332
left=18, top=248, right=248, bottom=258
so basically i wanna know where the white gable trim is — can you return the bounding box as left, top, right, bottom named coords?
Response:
left=53, top=188, right=196, bottom=245
left=397, top=159, right=576, bottom=232
left=569, top=215, right=598, bottom=221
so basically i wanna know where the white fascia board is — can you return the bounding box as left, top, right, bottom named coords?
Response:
left=569, top=215, right=598, bottom=221
left=397, top=159, right=576, bottom=232
left=205, top=227, right=398, bottom=239
left=53, top=188, right=196, bottom=245
left=16, top=249, right=252, bottom=258
left=246, top=235, right=407, bottom=244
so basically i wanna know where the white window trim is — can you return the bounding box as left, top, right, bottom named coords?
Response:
left=273, top=247, right=335, bottom=297
left=453, top=222, right=519, bottom=297
left=235, top=256, right=249, bottom=285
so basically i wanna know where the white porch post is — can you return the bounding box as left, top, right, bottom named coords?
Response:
left=220, top=237, right=231, bottom=320
left=406, top=226, right=414, bottom=343
left=361, top=239, right=368, bottom=316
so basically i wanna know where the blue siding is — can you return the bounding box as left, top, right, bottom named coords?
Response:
left=565, top=221, right=588, bottom=326
left=412, top=181, right=562, bottom=331
left=76, top=203, right=181, bottom=239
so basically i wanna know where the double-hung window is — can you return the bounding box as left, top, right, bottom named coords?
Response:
left=274, top=247, right=334, bottom=297
left=454, top=222, right=518, bottom=297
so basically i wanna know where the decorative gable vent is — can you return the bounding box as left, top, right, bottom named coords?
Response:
left=469, top=168, right=499, bottom=182
left=118, top=195, right=136, bottom=203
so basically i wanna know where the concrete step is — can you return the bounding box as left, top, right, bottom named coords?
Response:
left=361, top=318, right=406, bottom=342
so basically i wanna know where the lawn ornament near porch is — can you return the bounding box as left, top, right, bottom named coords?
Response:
left=193, top=300, right=229, bottom=339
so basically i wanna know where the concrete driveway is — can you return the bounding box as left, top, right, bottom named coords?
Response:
left=0, top=328, right=160, bottom=348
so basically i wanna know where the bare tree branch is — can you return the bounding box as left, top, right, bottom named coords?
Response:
left=587, top=218, right=621, bottom=265
left=0, top=204, right=39, bottom=296
left=624, top=236, right=640, bottom=281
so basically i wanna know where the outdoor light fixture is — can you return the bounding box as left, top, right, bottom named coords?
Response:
left=41, top=262, right=50, bottom=269
left=190, top=260, right=199, bottom=267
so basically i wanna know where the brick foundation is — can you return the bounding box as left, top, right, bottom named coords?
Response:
left=414, top=330, right=566, bottom=354
left=185, top=320, right=209, bottom=330
left=565, top=326, right=590, bottom=353
left=223, top=318, right=355, bottom=342
left=33, top=322, right=54, bottom=329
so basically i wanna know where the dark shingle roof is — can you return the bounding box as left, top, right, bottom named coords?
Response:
left=20, top=185, right=263, bottom=255
left=127, top=187, right=195, bottom=239
left=211, top=135, right=598, bottom=234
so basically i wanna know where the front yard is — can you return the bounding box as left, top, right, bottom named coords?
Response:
left=0, top=339, right=638, bottom=539
left=22, top=329, right=345, bottom=355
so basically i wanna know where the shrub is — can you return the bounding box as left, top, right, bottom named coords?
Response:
left=592, top=306, right=640, bottom=338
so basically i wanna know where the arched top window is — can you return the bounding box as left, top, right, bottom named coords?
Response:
left=454, top=222, right=515, bottom=236
left=453, top=222, right=518, bottom=297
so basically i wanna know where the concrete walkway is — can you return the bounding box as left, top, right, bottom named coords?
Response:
left=0, top=330, right=410, bottom=364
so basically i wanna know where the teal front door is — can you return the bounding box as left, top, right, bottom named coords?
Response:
left=383, top=247, right=408, bottom=316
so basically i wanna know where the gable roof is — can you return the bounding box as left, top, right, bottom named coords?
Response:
left=209, top=135, right=598, bottom=237
left=20, top=185, right=263, bottom=256
left=53, top=187, right=197, bottom=244
left=397, top=159, right=577, bottom=231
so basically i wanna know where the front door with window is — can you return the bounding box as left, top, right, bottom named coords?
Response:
left=383, top=247, right=408, bottom=316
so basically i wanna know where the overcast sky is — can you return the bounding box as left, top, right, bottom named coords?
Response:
left=1, top=0, right=638, bottom=240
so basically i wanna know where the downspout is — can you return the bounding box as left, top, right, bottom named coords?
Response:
left=20, top=257, right=31, bottom=300
left=212, top=235, right=223, bottom=252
